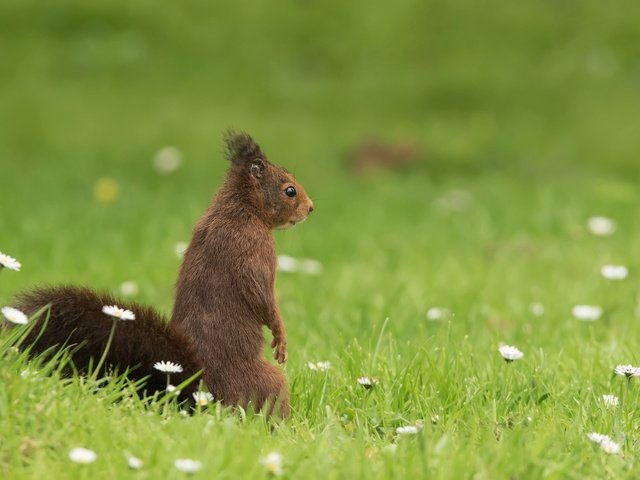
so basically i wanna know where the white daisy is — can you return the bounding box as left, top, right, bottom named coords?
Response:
left=166, top=384, right=180, bottom=395
left=602, top=394, right=619, bottom=407
left=307, top=361, right=331, bottom=372
left=600, top=438, right=622, bottom=455
left=601, top=265, right=628, bottom=280
left=529, top=303, right=545, bottom=316
left=277, top=255, right=297, bottom=272
left=101, top=305, right=135, bottom=321
left=153, top=361, right=183, bottom=373
left=396, top=426, right=419, bottom=435
left=2, top=306, right=28, bottom=325
left=277, top=255, right=322, bottom=275
left=572, top=305, right=602, bottom=321
left=498, top=344, right=524, bottom=362
left=174, top=458, right=202, bottom=473
left=259, top=451, right=283, bottom=476
left=127, top=455, right=143, bottom=470
left=587, top=432, right=611, bottom=444
left=587, top=216, right=617, bottom=236
left=587, top=432, right=623, bottom=455
left=69, top=447, right=97, bottom=464
left=277, top=255, right=298, bottom=272
left=0, top=251, right=21, bottom=271
left=357, top=377, right=379, bottom=388
left=426, top=307, right=448, bottom=321
left=153, top=146, right=184, bottom=174
left=613, top=364, right=640, bottom=378
left=119, top=281, right=139, bottom=296
left=192, top=391, right=214, bottom=406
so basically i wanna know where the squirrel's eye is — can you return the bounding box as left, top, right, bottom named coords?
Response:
left=284, top=186, right=296, bottom=198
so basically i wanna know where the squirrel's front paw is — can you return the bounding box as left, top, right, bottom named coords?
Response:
left=273, top=341, right=288, bottom=364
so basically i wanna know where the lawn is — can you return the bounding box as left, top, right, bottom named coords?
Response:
left=2, top=0, right=640, bottom=478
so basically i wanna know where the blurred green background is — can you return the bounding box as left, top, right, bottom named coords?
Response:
left=2, top=0, right=639, bottom=171
left=1, top=0, right=639, bottom=307
left=2, top=3, right=640, bottom=477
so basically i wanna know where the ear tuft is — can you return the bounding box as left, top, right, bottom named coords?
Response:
left=224, top=130, right=265, bottom=167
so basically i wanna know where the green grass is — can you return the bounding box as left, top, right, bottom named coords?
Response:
left=2, top=0, right=640, bottom=478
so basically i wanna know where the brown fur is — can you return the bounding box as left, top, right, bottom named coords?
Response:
left=171, top=131, right=313, bottom=417
left=12, top=285, right=202, bottom=403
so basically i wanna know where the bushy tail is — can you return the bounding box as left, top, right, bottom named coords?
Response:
left=13, top=285, right=202, bottom=401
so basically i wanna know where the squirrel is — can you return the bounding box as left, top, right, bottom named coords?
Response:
left=171, top=131, right=313, bottom=416
left=12, top=131, right=314, bottom=417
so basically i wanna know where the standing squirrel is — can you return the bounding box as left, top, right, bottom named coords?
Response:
left=12, top=131, right=313, bottom=416
left=171, top=131, right=313, bottom=416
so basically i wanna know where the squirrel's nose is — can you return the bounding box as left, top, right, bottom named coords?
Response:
left=308, top=204, right=314, bottom=214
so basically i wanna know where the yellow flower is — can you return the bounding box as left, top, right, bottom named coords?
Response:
left=93, top=177, right=119, bottom=203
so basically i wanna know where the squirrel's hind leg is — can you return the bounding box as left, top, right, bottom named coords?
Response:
left=211, top=361, right=290, bottom=419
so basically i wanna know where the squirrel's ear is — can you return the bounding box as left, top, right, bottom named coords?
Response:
left=250, top=158, right=265, bottom=179
left=224, top=130, right=265, bottom=169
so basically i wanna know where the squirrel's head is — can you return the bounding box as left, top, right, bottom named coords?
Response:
left=224, top=131, right=314, bottom=229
